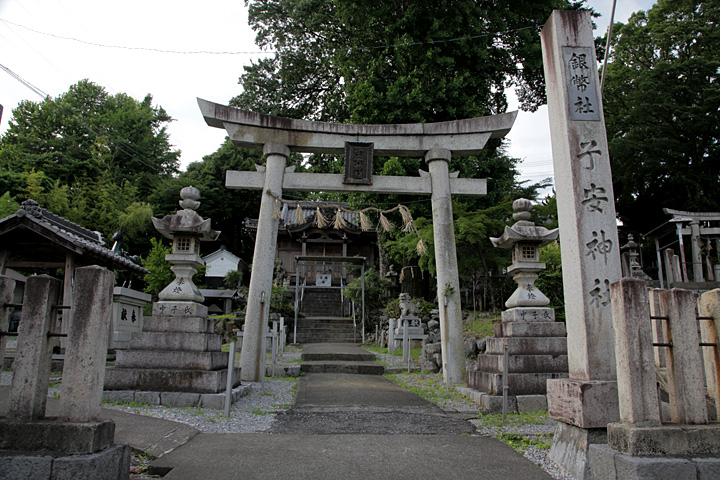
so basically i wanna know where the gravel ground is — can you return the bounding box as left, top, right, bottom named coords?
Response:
left=3, top=347, right=571, bottom=479
left=104, top=378, right=297, bottom=433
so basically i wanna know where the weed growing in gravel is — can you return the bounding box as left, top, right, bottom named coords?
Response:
left=477, top=411, right=549, bottom=427
left=475, top=411, right=555, bottom=454
left=205, top=411, right=223, bottom=424
left=183, top=406, right=205, bottom=416
left=260, top=391, right=275, bottom=397
left=497, top=432, right=553, bottom=453
left=251, top=408, right=272, bottom=416
left=386, top=373, right=471, bottom=406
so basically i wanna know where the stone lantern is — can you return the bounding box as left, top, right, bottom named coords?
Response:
left=621, top=234, right=651, bottom=281
left=151, top=186, right=220, bottom=303
left=490, top=198, right=558, bottom=308
left=467, top=198, right=567, bottom=411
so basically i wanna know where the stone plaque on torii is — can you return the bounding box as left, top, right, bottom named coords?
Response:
left=198, top=99, right=517, bottom=383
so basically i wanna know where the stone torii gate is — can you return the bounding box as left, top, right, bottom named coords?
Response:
left=198, top=99, right=517, bottom=383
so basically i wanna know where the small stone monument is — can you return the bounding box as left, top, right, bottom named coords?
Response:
left=104, top=187, right=244, bottom=408
left=393, top=293, right=423, bottom=341
left=620, top=234, right=652, bottom=282
left=467, top=199, right=568, bottom=412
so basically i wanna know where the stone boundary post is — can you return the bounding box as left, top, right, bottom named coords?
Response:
left=698, top=289, right=720, bottom=419
left=60, top=266, right=116, bottom=422
left=660, top=288, right=709, bottom=424
left=8, top=275, right=61, bottom=421
left=0, top=275, right=15, bottom=368
left=609, top=278, right=661, bottom=426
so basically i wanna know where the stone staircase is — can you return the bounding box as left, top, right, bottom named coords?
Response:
left=295, top=316, right=357, bottom=344
left=296, top=288, right=356, bottom=343
left=300, top=288, right=343, bottom=316
left=300, top=343, right=384, bottom=375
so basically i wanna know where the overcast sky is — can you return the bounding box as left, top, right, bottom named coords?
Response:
left=1, top=0, right=656, bottom=188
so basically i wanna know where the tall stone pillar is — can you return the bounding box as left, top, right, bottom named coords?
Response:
left=541, top=10, right=622, bottom=479
left=426, top=147, right=464, bottom=384
left=690, top=220, right=704, bottom=282
left=241, top=142, right=289, bottom=382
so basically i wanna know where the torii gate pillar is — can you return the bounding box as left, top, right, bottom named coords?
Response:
left=426, top=148, right=464, bottom=384
left=241, top=143, right=289, bottom=381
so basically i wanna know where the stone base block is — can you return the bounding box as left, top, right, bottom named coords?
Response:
left=104, top=366, right=241, bottom=393
left=486, top=337, right=567, bottom=355
left=0, top=443, right=130, bottom=480
left=0, top=419, right=115, bottom=454
left=102, top=384, right=252, bottom=410
left=110, top=331, right=132, bottom=349
left=479, top=393, right=518, bottom=413
left=114, top=350, right=229, bottom=370
left=549, top=421, right=608, bottom=480
left=128, top=331, right=223, bottom=352
left=152, top=302, right=207, bottom=317
left=502, top=307, right=555, bottom=323
left=547, top=378, right=619, bottom=429
left=517, top=395, right=548, bottom=413
left=476, top=353, right=568, bottom=373
left=608, top=422, right=720, bottom=456
left=494, top=322, right=566, bottom=337
left=468, top=370, right=567, bottom=396
left=200, top=385, right=253, bottom=409
left=589, top=444, right=716, bottom=480
left=142, top=315, right=214, bottom=334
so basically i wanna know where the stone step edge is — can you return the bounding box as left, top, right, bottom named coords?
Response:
left=299, top=361, right=385, bottom=374
left=301, top=353, right=376, bottom=362
left=101, top=384, right=251, bottom=410
left=455, top=386, right=548, bottom=414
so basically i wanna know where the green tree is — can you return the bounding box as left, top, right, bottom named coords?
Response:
left=603, top=0, right=720, bottom=233
left=142, top=237, right=174, bottom=296
left=237, top=0, right=587, bottom=123
left=0, top=192, right=19, bottom=218
left=536, top=240, right=564, bottom=318
left=0, top=79, right=179, bottom=199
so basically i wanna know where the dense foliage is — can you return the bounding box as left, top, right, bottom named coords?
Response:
left=603, top=0, right=720, bottom=233
left=0, top=80, right=178, bottom=254
left=236, top=0, right=587, bottom=122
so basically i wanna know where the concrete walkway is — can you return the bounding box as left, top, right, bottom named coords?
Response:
left=1, top=344, right=552, bottom=479
left=150, top=344, right=551, bottom=479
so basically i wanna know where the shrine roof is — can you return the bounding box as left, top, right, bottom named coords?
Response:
left=0, top=200, right=149, bottom=274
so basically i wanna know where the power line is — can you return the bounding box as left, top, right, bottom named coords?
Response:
left=0, top=62, right=47, bottom=98
left=0, top=16, right=545, bottom=56
left=0, top=62, right=169, bottom=175
left=0, top=18, right=274, bottom=55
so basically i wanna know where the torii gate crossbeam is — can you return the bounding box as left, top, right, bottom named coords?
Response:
left=198, top=99, right=517, bottom=384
